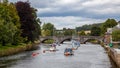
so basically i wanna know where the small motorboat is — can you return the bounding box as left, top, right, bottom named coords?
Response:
left=43, top=43, right=59, bottom=53
left=43, top=46, right=58, bottom=53
left=64, top=48, right=74, bottom=56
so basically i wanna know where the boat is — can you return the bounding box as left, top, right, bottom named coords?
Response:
left=49, top=47, right=56, bottom=51
left=43, top=43, right=59, bottom=53
left=43, top=47, right=58, bottom=53
left=64, top=48, right=74, bottom=56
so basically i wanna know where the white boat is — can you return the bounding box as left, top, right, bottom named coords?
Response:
left=49, top=47, right=56, bottom=51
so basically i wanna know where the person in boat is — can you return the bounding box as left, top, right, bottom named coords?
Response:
left=52, top=43, right=57, bottom=48
left=49, top=43, right=57, bottom=51
left=64, top=48, right=73, bottom=55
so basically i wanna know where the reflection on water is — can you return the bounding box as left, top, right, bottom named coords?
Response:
left=0, top=42, right=112, bottom=68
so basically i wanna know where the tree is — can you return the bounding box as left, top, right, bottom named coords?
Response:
left=63, top=28, right=75, bottom=36
left=78, top=30, right=85, bottom=36
left=101, top=19, right=117, bottom=34
left=112, top=30, right=120, bottom=41
left=41, top=29, right=51, bottom=37
left=76, top=23, right=102, bottom=31
left=0, top=1, right=23, bottom=45
left=42, top=23, right=55, bottom=36
left=31, top=8, right=41, bottom=40
left=15, top=1, right=41, bottom=42
left=91, top=26, right=101, bottom=36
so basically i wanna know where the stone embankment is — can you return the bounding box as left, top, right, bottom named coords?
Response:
left=104, top=45, right=120, bottom=68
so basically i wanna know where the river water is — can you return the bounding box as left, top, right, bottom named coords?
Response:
left=0, top=42, right=112, bottom=68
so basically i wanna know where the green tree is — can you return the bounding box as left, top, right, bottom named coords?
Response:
left=0, top=1, right=23, bottom=45
left=76, top=23, right=102, bottom=31
left=91, top=26, right=101, bottom=36
left=63, top=28, right=75, bottom=36
left=112, top=30, right=120, bottom=41
left=41, top=29, right=51, bottom=37
left=31, top=8, right=41, bottom=40
left=101, top=19, right=117, bottom=34
left=42, top=23, right=55, bottom=36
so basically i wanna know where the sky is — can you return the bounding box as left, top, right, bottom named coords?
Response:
left=9, top=0, right=120, bottom=29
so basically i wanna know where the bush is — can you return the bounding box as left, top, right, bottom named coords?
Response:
left=112, top=30, right=120, bottom=41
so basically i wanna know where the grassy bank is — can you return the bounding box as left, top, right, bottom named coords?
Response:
left=44, top=39, right=54, bottom=44
left=0, top=41, right=40, bottom=57
left=87, top=39, right=100, bottom=44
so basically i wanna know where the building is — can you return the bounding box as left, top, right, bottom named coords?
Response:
left=84, top=30, right=91, bottom=35
left=104, top=21, right=120, bottom=45
left=113, top=21, right=120, bottom=30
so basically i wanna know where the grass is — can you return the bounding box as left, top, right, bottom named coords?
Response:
left=0, top=40, right=40, bottom=57
left=0, top=42, right=35, bottom=57
left=0, top=43, right=25, bottom=50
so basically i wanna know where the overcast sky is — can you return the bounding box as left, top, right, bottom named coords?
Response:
left=9, top=0, right=120, bottom=29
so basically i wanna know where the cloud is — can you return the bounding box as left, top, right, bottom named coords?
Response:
left=82, top=0, right=120, bottom=7
left=82, top=0, right=120, bottom=14
left=9, top=0, right=120, bottom=16
left=40, top=16, right=104, bottom=29
left=89, top=7, right=120, bottom=14
left=9, top=0, right=120, bottom=29
left=34, top=0, right=120, bottom=20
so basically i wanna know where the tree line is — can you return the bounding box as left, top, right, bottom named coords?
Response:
left=42, top=19, right=118, bottom=36
left=41, top=18, right=120, bottom=41
left=76, top=19, right=118, bottom=36
left=0, top=0, right=41, bottom=46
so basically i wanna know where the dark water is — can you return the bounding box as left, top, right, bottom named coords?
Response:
left=0, top=42, right=112, bottom=68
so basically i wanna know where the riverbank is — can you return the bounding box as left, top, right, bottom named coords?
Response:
left=102, top=43, right=120, bottom=68
left=0, top=41, right=40, bottom=57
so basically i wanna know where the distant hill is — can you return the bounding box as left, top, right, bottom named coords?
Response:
left=76, top=23, right=102, bottom=31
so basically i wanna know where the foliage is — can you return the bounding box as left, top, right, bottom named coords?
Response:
left=76, top=23, right=102, bottom=31
left=101, top=19, right=117, bottom=34
left=63, top=28, right=75, bottom=36
left=54, top=30, right=64, bottom=36
left=15, top=1, right=41, bottom=42
left=91, top=26, right=101, bottom=36
left=41, top=29, right=51, bottom=36
left=112, top=30, right=120, bottom=41
left=0, top=1, right=23, bottom=46
left=78, top=30, right=85, bottom=36
left=42, top=23, right=55, bottom=36
left=31, top=8, right=41, bottom=40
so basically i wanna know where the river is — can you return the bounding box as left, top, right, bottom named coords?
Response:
left=0, top=42, right=112, bottom=68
